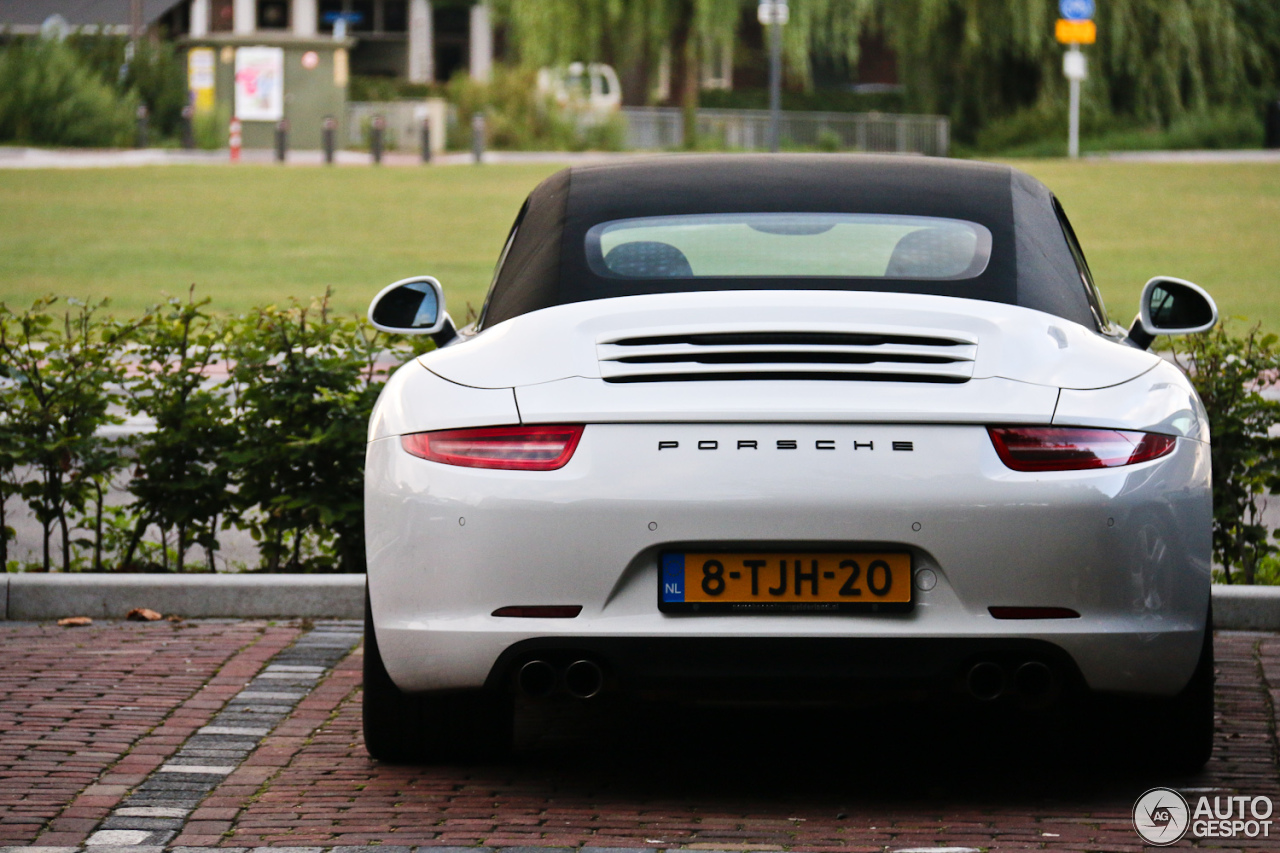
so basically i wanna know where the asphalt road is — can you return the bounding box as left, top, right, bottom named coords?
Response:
left=1, top=618, right=1279, bottom=852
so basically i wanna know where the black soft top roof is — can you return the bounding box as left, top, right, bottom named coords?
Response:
left=479, top=154, right=1099, bottom=330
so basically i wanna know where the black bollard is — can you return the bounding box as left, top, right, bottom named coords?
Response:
left=135, top=104, right=149, bottom=149
left=1266, top=100, right=1280, bottom=150
left=180, top=105, right=195, bottom=150
left=421, top=117, right=431, bottom=164
left=274, top=119, right=288, bottom=164
left=471, top=111, right=486, bottom=164
left=370, top=114, right=385, bottom=165
left=322, top=115, right=336, bottom=165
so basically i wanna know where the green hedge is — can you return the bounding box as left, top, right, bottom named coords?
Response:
left=0, top=35, right=188, bottom=148
left=0, top=291, right=429, bottom=574
left=6, top=295, right=1280, bottom=580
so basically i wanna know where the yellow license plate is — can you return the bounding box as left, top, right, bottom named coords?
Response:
left=659, top=551, right=913, bottom=613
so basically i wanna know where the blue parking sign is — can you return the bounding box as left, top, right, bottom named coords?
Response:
left=1060, top=0, right=1094, bottom=20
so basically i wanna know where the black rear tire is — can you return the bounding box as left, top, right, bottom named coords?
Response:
left=1078, top=609, right=1214, bottom=772
left=363, top=587, right=513, bottom=763
left=1149, top=612, right=1214, bottom=772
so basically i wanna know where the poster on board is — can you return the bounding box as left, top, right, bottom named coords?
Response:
left=234, top=46, right=284, bottom=121
left=187, top=47, right=216, bottom=113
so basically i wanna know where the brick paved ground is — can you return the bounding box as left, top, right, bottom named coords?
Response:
left=2, top=622, right=1279, bottom=852
left=217, top=632, right=1280, bottom=852
left=0, top=620, right=300, bottom=846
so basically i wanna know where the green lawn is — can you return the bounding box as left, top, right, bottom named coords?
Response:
left=1014, top=159, right=1280, bottom=332
left=1, top=158, right=1278, bottom=331
left=0, top=163, right=562, bottom=320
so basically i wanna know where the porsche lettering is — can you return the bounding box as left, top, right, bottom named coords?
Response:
left=657, top=439, right=899, bottom=451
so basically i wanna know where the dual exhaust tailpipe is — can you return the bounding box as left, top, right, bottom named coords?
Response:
left=518, top=658, right=604, bottom=699
left=965, top=660, right=1055, bottom=703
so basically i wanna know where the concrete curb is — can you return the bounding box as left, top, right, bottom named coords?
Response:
left=0, top=574, right=364, bottom=620
left=1210, top=584, right=1280, bottom=631
left=2, top=575, right=1279, bottom=628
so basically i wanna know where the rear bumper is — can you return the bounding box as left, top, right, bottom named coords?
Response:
left=484, top=635, right=1088, bottom=704
left=366, top=422, right=1211, bottom=700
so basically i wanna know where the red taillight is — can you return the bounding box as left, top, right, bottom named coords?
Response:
left=988, top=426, right=1176, bottom=472
left=401, top=425, right=584, bottom=471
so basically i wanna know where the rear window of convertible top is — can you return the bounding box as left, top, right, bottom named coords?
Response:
left=585, top=213, right=994, bottom=282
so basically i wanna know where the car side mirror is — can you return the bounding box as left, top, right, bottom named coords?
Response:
left=368, top=276, right=457, bottom=345
left=1125, top=276, right=1218, bottom=351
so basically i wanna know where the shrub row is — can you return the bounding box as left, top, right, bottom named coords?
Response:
left=1171, top=325, right=1280, bottom=584
left=4, top=292, right=1280, bottom=581
left=0, top=291, right=426, bottom=574
left=0, top=35, right=188, bottom=148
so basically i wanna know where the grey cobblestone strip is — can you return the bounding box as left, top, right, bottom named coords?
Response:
left=75, top=622, right=361, bottom=850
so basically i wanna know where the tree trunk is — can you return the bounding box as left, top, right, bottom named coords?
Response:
left=92, top=480, right=104, bottom=572
left=267, top=525, right=283, bottom=572
left=669, top=0, right=699, bottom=147
left=0, top=482, right=7, bottom=569
left=121, top=514, right=148, bottom=571
left=205, top=512, right=219, bottom=573
left=176, top=520, right=187, bottom=573
left=57, top=504, right=70, bottom=573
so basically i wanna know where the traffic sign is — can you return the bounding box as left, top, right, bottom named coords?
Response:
left=1055, top=18, right=1096, bottom=44
left=1063, top=49, right=1087, bottom=81
left=758, top=1, right=789, bottom=26
left=1059, top=0, right=1094, bottom=21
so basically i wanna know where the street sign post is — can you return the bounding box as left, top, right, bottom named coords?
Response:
left=1059, top=0, right=1095, bottom=20
left=757, top=0, right=789, bottom=25
left=1055, top=19, right=1096, bottom=44
left=758, top=1, right=788, bottom=152
left=1056, top=0, right=1095, bottom=159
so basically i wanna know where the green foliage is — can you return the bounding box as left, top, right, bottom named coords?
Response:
left=974, top=105, right=1265, bottom=156
left=699, top=87, right=905, bottom=114
left=0, top=38, right=136, bottom=147
left=1163, top=106, right=1266, bottom=149
left=350, top=75, right=437, bottom=101
left=445, top=67, right=625, bottom=151
left=496, top=0, right=741, bottom=128
left=193, top=103, right=230, bottom=150
left=223, top=292, right=387, bottom=573
left=815, top=128, right=841, bottom=152
left=0, top=298, right=143, bottom=572
left=69, top=35, right=188, bottom=137
left=1171, top=324, right=1280, bottom=584
left=123, top=289, right=236, bottom=572
left=498, top=0, right=1280, bottom=144
left=0, top=292, right=423, bottom=573
left=861, top=0, right=1271, bottom=141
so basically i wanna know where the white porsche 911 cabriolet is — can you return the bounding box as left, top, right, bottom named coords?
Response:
left=362, top=155, right=1218, bottom=768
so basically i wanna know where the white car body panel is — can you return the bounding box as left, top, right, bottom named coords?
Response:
left=366, top=420, right=1210, bottom=696
left=422, top=291, right=1161, bottom=391
left=368, top=360, right=520, bottom=441
left=1053, top=358, right=1210, bottom=440
left=366, top=287, right=1213, bottom=700
left=513, top=375, right=1062, bottom=426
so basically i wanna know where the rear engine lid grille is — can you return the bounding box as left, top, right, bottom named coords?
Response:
left=597, top=329, right=978, bottom=384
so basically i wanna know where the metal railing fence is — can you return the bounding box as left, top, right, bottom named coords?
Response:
left=621, top=107, right=950, bottom=156
left=342, top=102, right=949, bottom=157
left=346, top=101, right=438, bottom=150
